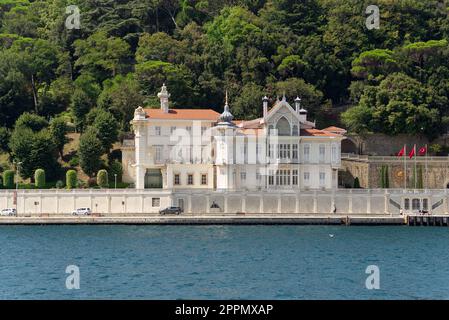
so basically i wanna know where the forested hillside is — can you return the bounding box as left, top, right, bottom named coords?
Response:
left=1, top=0, right=449, bottom=184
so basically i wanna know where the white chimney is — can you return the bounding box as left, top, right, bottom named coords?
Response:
left=299, top=108, right=308, bottom=123
left=157, top=83, right=170, bottom=113
left=295, top=96, right=301, bottom=113
left=263, top=96, right=269, bottom=119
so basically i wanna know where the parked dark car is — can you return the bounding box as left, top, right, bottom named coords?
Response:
left=159, top=206, right=183, bottom=215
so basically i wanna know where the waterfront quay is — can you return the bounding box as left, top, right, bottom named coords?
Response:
left=1, top=188, right=449, bottom=225
left=0, top=214, right=448, bottom=226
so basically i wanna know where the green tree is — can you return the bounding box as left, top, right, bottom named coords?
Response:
left=92, top=109, right=119, bottom=154
left=277, top=55, right=306, bottom=79
left=401, top=39, right=448, bottom=81
left=71, top=74, right=101, bottom=132
left=0, top=127, right=11, bottom=154
left=97, top=74, right=145, bottom=131
left=7, top=38, right=61, bottom=114
left=232, top=82, right=264, bottom=120
left=271, top=77, right=328, bottom=124
left=9, top=126, right=60, bottom=180
left=15, top=112, right=48, bottom=132
left=74, top=31, right=131, bottom=81
left=135, top=60, right=196, bottom=107
left=34, top=168, right=45, bottom=188
left=49, top=116, right=68, bottom=158
left=1, top=2, right=39, bottom=38
left=136, top=32, right=182, bottom=64
left=78, top=127, right=103, bottom=177
left=0, top=49, right=33, bottom=127
left=351, top=49, right=398, bottom=82
left=342, top=73, right=442, bottom=137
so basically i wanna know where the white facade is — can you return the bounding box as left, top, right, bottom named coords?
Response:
left=122, top=85, right=346, bottom=191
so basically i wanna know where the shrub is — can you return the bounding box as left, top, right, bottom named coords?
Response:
left=429, top=144, right=442, bottom=155
left=77, top=179, right=87, bottom=189
left=66, top=170, right=77, bottom=189
left=3, top=170, right=14, bottom=189
left=34, top=169, right=46, bottom=189
left=55, top=180, right=64, bottom=189
left=0, top=175, right=2, bottom=188
left=97, top=169, right=109, bottom=188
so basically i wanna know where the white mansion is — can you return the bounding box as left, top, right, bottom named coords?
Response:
left=122, top=85, right=346, bottom=191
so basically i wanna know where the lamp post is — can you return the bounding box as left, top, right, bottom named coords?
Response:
left=114, top=174, right=117, bottom=189
left=13, top=160, right=22, bottom=190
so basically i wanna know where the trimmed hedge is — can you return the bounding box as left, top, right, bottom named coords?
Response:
left=97, top=169, right=109, bottom=188
left=34, top=169, right=46, bottom=189
left=3, top=170, right=14, bottom=189
left=66, top=170, right=77, bottom=189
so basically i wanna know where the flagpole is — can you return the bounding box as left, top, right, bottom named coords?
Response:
left=403, top=144, right=406, bottom=189
left=414, top=144, right=417, bottom=189
left=425, top=144, right=428, bottom=190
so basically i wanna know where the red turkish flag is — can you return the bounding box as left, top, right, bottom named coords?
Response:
left=418, top=146, right=427, bottom=156
left=397, top=145, right=405, bottom=157
left=409, top=145, right=416, bottom=159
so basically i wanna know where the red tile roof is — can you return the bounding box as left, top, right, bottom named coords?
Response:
left=145, top=108, right=220, bottom=120
left=237, top=118, right=263, bottom=129
left=301, top=129, right=342, bottom=137
left=322, top=126, right=347, bottom=134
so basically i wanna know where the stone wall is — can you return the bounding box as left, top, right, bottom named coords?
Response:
left=342, top=157, right=449, bottom=189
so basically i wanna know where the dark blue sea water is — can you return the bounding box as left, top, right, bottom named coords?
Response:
left=0, top=225, right=448, bottom=300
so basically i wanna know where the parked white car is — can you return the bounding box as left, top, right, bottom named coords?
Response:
left=1, top=208, right=17, bottom=216
left=72, top=208, right=92, bottom=216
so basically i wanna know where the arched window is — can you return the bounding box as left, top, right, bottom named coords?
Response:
left=276, top=117, right=291, bottom=136
left=292, top=125, right=299, bottom=136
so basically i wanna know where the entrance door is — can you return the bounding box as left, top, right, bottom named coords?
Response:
left=178, top=199, right=184, bottom=212
left=145, top=169, right=163, bottom=188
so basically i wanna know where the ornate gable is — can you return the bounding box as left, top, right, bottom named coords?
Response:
left=264, top=98, right=301, bottom=136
